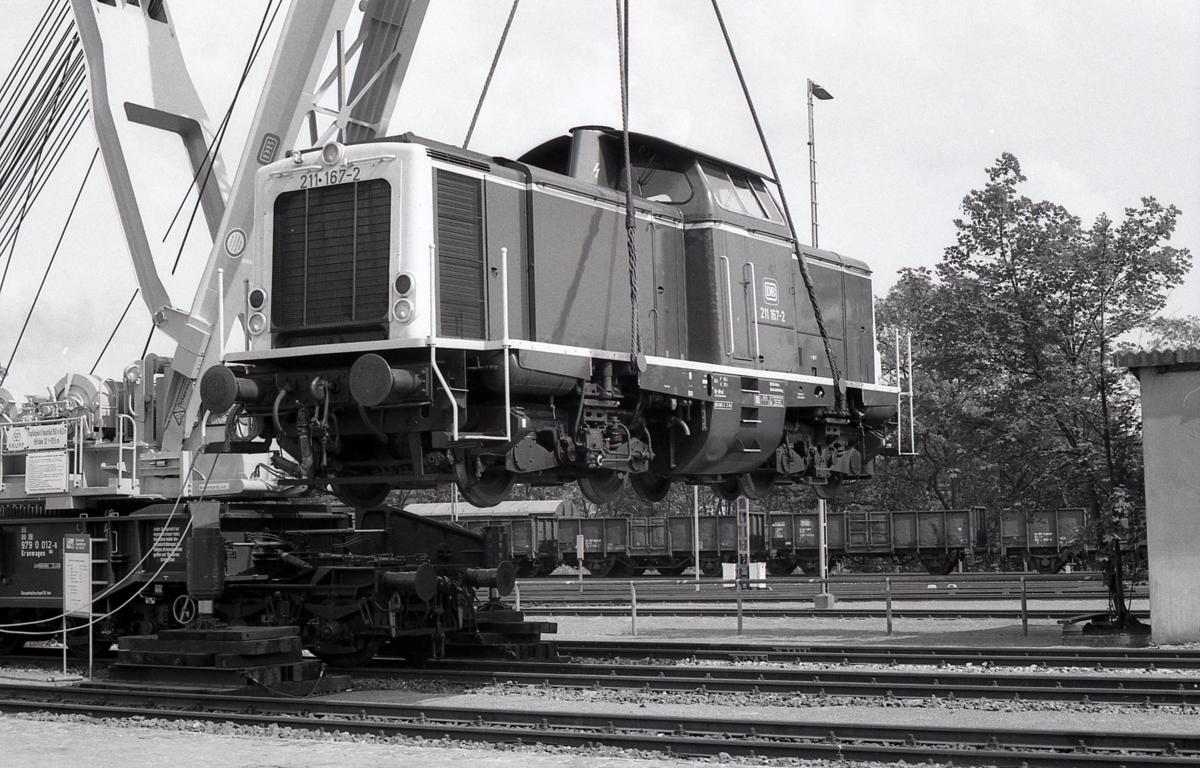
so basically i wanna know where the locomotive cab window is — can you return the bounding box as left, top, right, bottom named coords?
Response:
left=701, top=162, right=783, bottom=223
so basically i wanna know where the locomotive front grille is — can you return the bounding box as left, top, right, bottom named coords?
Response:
left=271, top=178, right=391, bottom=347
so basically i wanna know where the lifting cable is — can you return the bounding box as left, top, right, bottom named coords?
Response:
left=615, top=0, right=641, bottom=361
left=90, top=288, right=139, bottom=375
left=0, top=14, right=87, bottom=302
left=463, top=0, right=519, bottom=150
left=0, top=148, right=99, bottom=389
left=709, top=0, right=845, bottom=414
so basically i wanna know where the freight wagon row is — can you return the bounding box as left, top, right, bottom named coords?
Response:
left=405, top=503, right=1093, bottom=577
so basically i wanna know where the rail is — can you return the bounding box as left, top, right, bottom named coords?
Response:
left=512, top=573, right=1147, bottom=637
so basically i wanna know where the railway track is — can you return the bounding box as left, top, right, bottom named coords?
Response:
left=372, top=656, right=1200, bottom=705
left=514, top=604, right=1149, bottom=620
left=0, top=680, right=1197, bottom=766
left=555, top=639, right=1200, bottom=671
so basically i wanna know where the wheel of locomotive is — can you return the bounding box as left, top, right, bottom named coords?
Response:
left=578, top=469, right=626, bottom=504
left=812, top=475, right=843, bottom=500
left=330, top=481, right=390, bottom=510
left=766, top=558, right=795, bottom=577
left=700, top=559, right=722, bottom=577
left=630, top=471, right=672, bottom=502
left=628, top=568, right=646, bottom=577
left=656, top=565, right=687, bottom=577
left=713, top=477, right=742, bottom=501
left=514, top=561, right=539, bottom=579
left=535, top=564, right=558, bottom=577
left=453, top=462, right=516, bottom=507
left=736, top=472, right=775, bottom=500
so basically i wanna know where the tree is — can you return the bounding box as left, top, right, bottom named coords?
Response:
left=1133, top=315, right=1200, bottom=349
left=855, top=154, right=1190, bottom=531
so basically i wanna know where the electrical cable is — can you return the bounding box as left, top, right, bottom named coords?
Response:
left=709, top=0, right=845, bottom=413
left=463, top=0, right=519, bottom=150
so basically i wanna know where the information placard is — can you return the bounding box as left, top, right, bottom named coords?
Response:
left=25, top=451, right=68, bottom=494
left=62, top=534, right=91, bottom=619
left=3, top=423, right=67, bottom=452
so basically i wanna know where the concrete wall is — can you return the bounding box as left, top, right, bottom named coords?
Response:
left=1136, top=364, right=1200, bottom=643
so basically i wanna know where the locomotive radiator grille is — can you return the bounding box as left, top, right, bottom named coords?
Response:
left=271, top=178, right=391, bottom=347
left=435, top=170, right=485, bottom=339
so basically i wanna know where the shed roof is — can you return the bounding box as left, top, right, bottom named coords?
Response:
left=1114, top=348, right=1200, bottom=371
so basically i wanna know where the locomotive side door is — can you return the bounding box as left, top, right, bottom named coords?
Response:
left=713, top=229, right=756, bottom=365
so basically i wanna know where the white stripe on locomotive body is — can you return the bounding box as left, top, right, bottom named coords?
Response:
left=226, top=334, right=898, bottom=396
left=429, top=158, right=874, bottom=280
left=251, top=141, right=891, bottom=391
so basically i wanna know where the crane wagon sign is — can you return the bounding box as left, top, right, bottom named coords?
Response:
left=2, top=423, right=67, bottom=452
left=62, top=534, right=92, bottom=619
left=3, top=424, right=69, bottom=494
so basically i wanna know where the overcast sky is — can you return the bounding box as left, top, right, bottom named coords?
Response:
left=0, top=0, right=1196, bottom=398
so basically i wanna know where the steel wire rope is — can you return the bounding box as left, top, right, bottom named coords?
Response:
left=0, top=39, right=83, bottom=225
left=615, top=0, right=640, bottom=359
left=90, top=288, right=140, bottom=375
left=0, top=81, right=88, bottom=247
left=462, top=0, right=519, bottom=150
left=0, top=90, right=89, bottom=298
left=161, top=0, right=282, bottom=245
left=0, top=2, right=62, bottom=113
left=0, top=95, right=90, bottom=261
left=0, top=36, right=85, bottom=273
left=709, top=0, right=845, bottom=413
left=0, top=10, right=74, bottom=153
left=0, top=27, right=87, bottom=216
left=0, top=39, right=85, bottom=304
left=0, top=147, right=99, bottom=388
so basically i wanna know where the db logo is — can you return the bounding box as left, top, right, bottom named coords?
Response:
left=762, top=277, right=779, bottom=305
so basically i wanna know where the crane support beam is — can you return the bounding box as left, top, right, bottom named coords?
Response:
left=71, top=0, right=227, bottom=343
left=345, top=0, right=430, bottom=142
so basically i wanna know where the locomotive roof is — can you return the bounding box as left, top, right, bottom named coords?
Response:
left=519, top=125, right=774, bottom=182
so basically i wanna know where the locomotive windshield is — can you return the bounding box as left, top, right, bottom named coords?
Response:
left=700, top=161, right=783, bottom=223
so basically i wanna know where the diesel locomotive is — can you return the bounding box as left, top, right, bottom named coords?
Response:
left=201, top=126, right=897, bottom=509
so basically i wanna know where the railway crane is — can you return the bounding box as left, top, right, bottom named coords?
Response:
left=0, top=0, right=895, bottom=670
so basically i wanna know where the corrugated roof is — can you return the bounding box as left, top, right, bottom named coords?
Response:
left=1114, top=348, right=1200, bottom=369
